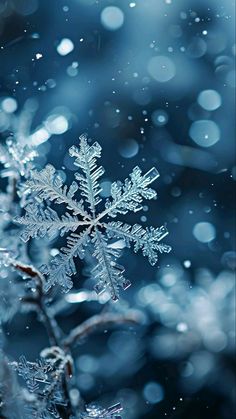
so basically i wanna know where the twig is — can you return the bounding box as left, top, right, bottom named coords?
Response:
left=63, top=310, right=144, bottom=348
left=9, top=259, right=61, bottom=346
left=7, top=258, right=74, bottom=418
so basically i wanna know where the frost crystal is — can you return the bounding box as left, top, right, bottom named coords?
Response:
left=12, top=355, right=52, bottom=393
left=16, top=134, right=171, bottom=300
left=0, top=102, right=38, bottom=178
left=10, top=348, right=71, bottom=418
left=79, top=402, right=123, bottom=419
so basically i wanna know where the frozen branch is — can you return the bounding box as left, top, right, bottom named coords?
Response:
left=63, top=309, right=145, bottom=348
left=8, top=259, right=61, bottom=346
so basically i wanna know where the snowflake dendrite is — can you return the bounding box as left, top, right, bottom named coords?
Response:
left=10, top=349, right=70, bottom=418
left=0, top=101, right=38, bottom=179
left=16, top=134, right=171, bottom=300
left=79, top=402, right=123, bottom=419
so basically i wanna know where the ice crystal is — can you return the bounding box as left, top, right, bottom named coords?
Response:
left=79, top=402, right=123, bottom=419
left=12, top=355, right=52, bottom=393
left=11, top=348, right=71, bottom=418
left=0, top=101, right=38, bottom=179
left=16, top=134, right=171, bottom=300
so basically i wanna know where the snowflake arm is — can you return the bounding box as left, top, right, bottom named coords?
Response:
left=92, top=229, right=131, bottom=301
left=96, top=166, right=159, bottom=221
left=26, top=164, right=89, bottom=219
left=69, top=134, right=105, bottom=217
left=41, top=228, right=91, bottom=292
left=15, top=203, right=90, bottom=242
left=105, top=221, right=171, bottom=265
left=79, top=402, right=123, bottom=419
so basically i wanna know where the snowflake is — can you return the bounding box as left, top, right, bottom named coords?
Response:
left=10, top=348, right=70, bottom=418
left=11, top=355, right=52, bottom=393
left=0, top=101, right=38, bottom=178
left=0, top=99, right=69, bottom=180
left=16, top=134, right=171, bottom=300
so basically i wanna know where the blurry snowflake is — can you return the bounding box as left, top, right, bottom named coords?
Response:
left=0, top=99, right=38, bottom=179
left=0, top=352, right=24, bottom=419
left=143, top=267, right=235, bottom=396
left=16, top=134, right=171, bottom=300
left=0, top=98, right=70, bottom=181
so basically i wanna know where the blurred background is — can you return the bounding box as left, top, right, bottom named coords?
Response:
left=0, top=0, right=235, bottom=418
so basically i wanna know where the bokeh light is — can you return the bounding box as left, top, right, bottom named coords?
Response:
left=189, top=120, right=220, bottom=147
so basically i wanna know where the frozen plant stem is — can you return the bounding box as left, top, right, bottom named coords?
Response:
left=13, top=260, right=142, bottom=349
left=12, top=260, right=61, bottom=346
left=63, top=310, right=143, bottom=348
left=8, top=260, right=74, bottom=418
left=8, top=258, right=143, bottom=417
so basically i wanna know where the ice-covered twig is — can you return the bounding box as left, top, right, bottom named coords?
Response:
left=5, top=258, right=61, bottom=347
left=63, top=309, right=145, bottom=348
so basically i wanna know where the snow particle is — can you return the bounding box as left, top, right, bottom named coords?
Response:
left=57, top=38, right=74, bottom=56
left=183, top=260, right=191, bottom=268
left=177, top=322, right=188, bottom=332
